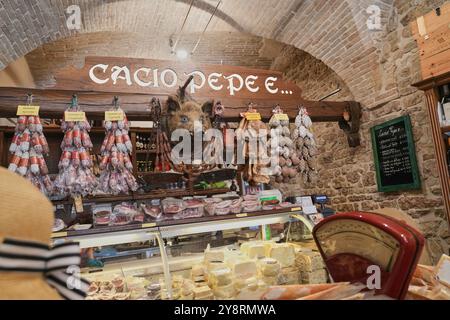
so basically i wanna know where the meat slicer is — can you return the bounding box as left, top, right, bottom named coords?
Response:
left=313, top=211, right=424, bottom=299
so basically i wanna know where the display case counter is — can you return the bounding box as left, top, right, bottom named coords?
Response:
left=52, top=207, right=309, bottom=248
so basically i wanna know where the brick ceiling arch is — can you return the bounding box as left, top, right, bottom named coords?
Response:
left=0, top=0, right=424, bottom=107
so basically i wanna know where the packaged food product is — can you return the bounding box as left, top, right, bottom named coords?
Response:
left=141, top=203, right=162, bottom=220
left=111, top=202, right=137, bottom=225
left=93, top=204, right=112, bottom=226
left=161, top=198, right=185, bottom=215
left=177, top=199, right=204, bottom=219
left=215, top=200, right=232, bottom=216
left=230, top=198, right=242, bottom=214
left=242, top=200, right=261, bottom=212
left=203, top=198, right=222, bottom=216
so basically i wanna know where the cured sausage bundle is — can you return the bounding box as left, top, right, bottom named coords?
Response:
left=291, top=108, right=318, bottom=184
left=98, top=107, right=138, bottom=195
left=267, top=107, right=298, bottom=184
left=237, top=105, right=270, bottom=185
left=54, top=103, right=98, bottom=197
left=8, top=115, right=53, bottom=195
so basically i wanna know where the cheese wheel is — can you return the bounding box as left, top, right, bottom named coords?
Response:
left=258, top=258, right=281, bottom=276
left=209, top=267, right=233, bottom=287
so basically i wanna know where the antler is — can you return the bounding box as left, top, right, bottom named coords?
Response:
left=178, top=75, right=194, bottom=103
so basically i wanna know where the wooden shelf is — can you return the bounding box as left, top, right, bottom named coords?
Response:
left=441, top=126, right=450, bottom=133
left=50, top=188, right=231, bottom=205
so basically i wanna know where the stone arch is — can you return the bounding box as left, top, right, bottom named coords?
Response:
left=0, top=0, right=394, bottom=107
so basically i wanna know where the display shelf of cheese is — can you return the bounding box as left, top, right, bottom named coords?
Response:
left=83, top=241, right=329, bottom=300
left=52, top=208, right=304, bottom=248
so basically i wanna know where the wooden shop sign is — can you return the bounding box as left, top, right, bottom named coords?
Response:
left=52, top=56, right=303, bottom=103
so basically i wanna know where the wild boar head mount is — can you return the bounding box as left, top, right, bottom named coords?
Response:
left=165, top=75, right=214, bottom=135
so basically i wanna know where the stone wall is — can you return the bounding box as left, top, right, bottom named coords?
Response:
left=270, top=3, right=450, bottom=262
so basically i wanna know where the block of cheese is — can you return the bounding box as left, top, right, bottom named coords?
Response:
left=300, top=269, right=329, bottom=284
left=240, top=241, right=262, bottom=254
left=263, top=241, right=276, bottom=256
left=206, top=261, right=227, bottom=272
left=213, top=282, right=236, bottom=299
left=194, top=280, right=208, bottom=287
left=204, top=249, right=225, bottom=263
left=261, top=276, right=278, bottom=286
left=232, top=260, right=257, bottom=278
left=278, top=267, right=300, bottom=285
left=234, top=276, right=258, bottom=291
left=209, top=267, right=233, bottom=287
left=192, top=275, right=205, bottom=283
left=191, top=264, right=206, bottom=277
left=246, top=244, right=266, bottom=259
left=193, top=286, right=213, bottom=299
left=267, top=244, right=296, bottom=268
left=258, top=258, right=281, bottom=277
left=180, top=293, right=194, bottom=300
left=181, top=279, right=195, bottom=296
left=295, top=251, right=324, bottom=272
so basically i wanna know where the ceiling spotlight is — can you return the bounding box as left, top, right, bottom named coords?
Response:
left=176, top=49, right=189, bottom=60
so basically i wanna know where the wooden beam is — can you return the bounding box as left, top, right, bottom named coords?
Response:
left=0, top=86, right=356, bottom=122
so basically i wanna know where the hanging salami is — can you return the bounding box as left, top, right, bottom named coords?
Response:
left=53, top=96, right=98, bottom=197
left=98, top=100, right=138, bottom=195
left=291, top=107, right=318, bottom=184
left=8, top=113, right=53, bottom=195
left=267, top=106, right=298, bottom=184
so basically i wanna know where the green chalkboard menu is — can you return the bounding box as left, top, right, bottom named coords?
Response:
left=371, top=115, right=421, bottom=192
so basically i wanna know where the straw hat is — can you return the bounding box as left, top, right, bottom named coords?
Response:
left=0, top=167, right=61, bottom=299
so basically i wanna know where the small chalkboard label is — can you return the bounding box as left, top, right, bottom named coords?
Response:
left=371, top=115, right=421, bottom=192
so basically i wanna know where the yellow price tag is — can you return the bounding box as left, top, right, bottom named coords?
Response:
left=64, top=111, right=86, bottom=122
left=274, top=113, right=289, bottom=121
left=73, top=196, right=84, bottom=213
left=236, top=213, right=248, bottom=218
left=52, top=231, right=68, bottom=238
left=245, top=112, right=261, bottom=121
left=17, top=105, right=40, bottom=116
left=105, top=111, right=124, bottom=121
left=290, top=207, right=302, bottom=212
left=142, top=223, right=157, bottom=228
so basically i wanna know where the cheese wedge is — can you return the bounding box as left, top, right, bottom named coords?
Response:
left=268, top=244, right=296, bottom=268
left=295, top=251, right=325, bottom=272
left=278, top=267, right=300, bottom=285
